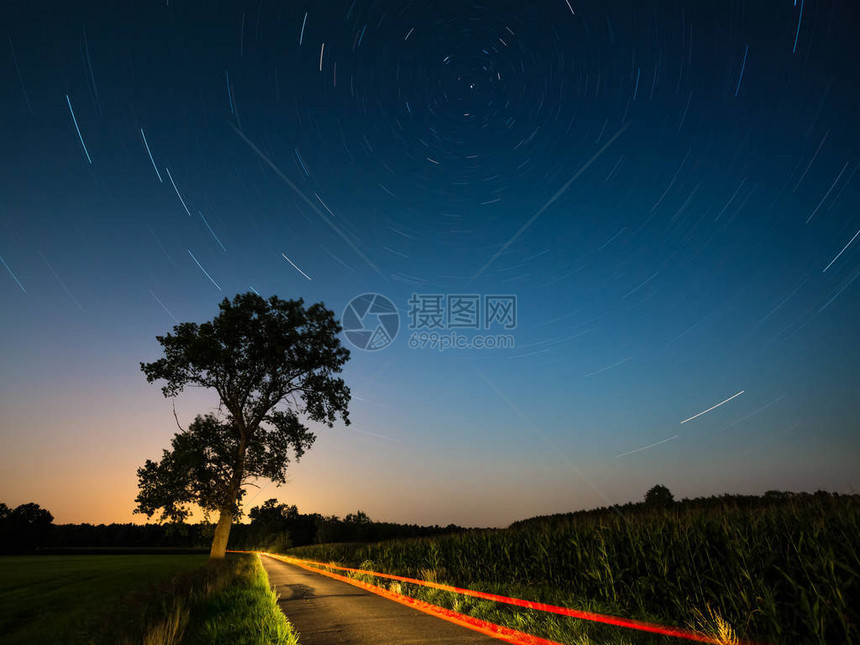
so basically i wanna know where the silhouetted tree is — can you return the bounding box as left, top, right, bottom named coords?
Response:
left=250, top=498, right=300, bottom=526
left=135, top=413, right=310, bottom=550
left=136, top=293, right=351, bottom=558
left=315, top=514, right=342, bottom=544
left=344, top=510, right=371, bottom=524
left=644, top=484, right=675, bottom=507
left=0, top=502, right=54, bottom=553
left=247, top=498, right=299, bottom=551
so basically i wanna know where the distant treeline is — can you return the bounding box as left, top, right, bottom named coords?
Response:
left=229, top=502, right=468, bottom=552
left=3, top=489, right=848, bottom=554
left=45, top=523, right=214, bottom=550
left=509, top=488, right=846, bottom=530
left=0, top=499, right=465, bottom=553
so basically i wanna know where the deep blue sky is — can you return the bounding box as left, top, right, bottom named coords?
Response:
left=1, top=0, right=858, bottom=526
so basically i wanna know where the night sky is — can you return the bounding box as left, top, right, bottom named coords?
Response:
left=1, top=0, right=858, bottom=527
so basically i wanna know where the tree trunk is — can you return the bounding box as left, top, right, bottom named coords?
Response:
left=210, top=420, right=248, bottom=560
left=209, top=507, right=233, bottom=559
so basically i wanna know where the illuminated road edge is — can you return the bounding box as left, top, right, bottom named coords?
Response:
left=253, top=552, right=764, bottom=645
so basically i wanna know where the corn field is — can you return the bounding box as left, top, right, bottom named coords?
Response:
left=286, top=495, right=859, bottom=644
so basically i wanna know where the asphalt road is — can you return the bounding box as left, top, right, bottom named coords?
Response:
left=261, top=555, right=503, bottom=645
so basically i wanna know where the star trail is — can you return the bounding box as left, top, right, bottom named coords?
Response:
left=0, top=0, right=858, bottom=526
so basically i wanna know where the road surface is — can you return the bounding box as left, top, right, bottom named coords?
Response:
left=261, top=555, right=503, bottom=645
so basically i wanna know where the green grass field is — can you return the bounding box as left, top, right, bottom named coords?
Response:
left=0, top=553, right=298, bottom=645
left=286, top=495, right=859, bottom=644
left=0, top=554, right=207, bottom=645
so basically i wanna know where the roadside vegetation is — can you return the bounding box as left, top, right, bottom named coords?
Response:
left=178, top=553, right=298, bottom=645
left=284, top=491, right=859, bottom=644
left=0, top=553, right=297, bottom=645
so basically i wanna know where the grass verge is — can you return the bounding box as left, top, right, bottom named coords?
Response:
left=179, top=553, right=299, bottom=645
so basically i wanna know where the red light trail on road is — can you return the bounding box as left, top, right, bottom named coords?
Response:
left=261, top=553, right=763, bottom=645
left=263, top=552, right=562, bottom=645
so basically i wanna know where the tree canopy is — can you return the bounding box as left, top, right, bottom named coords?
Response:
left=136, top=293, right=351, bottom=558
left=0, top=502, right=54, bottom=553
left=644, top=484, right=675, bottom=507
left=134, top=413, right=315, bottom=523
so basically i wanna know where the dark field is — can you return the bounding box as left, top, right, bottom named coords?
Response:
left=0, top=553, right=298, bottom=645
left=0, top=554, right=207, bottom=645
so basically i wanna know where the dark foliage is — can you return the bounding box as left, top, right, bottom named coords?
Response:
left=44, top=522, right=213, bottom=550
left=39, top=503, right=463, bottom=551
left=135, top=413, right=315, bottom=523
left=136, top=292, right=351, bottom=557
left=0, top=502, right=54, bottom=553
left=509, top=488, right=846, bottom=529
left=233, top=499, right=466, bottom=550
left=644, top=483, right=675, bottom=507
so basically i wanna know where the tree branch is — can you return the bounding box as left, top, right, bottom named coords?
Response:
left=172, top=401, right=185, bottom=433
